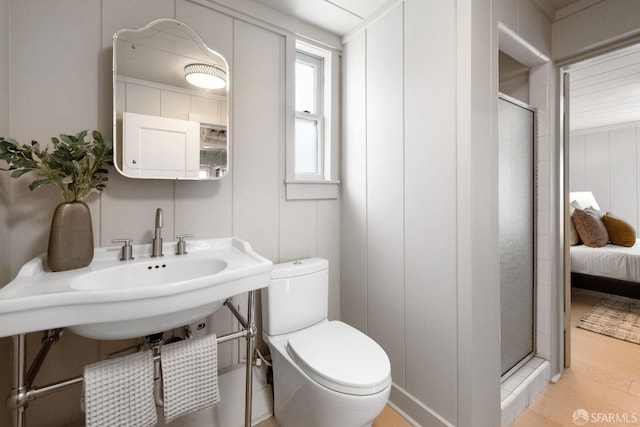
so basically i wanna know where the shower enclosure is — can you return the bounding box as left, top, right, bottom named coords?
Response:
left=498, top=94, right=536, bottom=377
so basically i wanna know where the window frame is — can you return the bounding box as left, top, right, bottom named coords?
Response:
left=295, top=50, right=324, bottom=180
left=286, top=40, right=340, bottom=200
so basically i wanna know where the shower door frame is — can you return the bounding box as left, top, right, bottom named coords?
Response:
left=498, top=92, right=538, bottom=380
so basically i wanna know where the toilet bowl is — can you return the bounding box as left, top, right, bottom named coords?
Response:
left=262, top=258, right=391, bottom=427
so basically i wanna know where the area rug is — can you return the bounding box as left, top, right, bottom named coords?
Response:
left=577, top=294, right=640, bottom=344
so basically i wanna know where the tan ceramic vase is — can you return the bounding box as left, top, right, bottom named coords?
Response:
left=47, top=201, right=94, bottom=272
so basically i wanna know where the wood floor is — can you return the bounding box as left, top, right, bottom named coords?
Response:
left=512, top=289, right=640, bottom=426
left=256, top=404, right=411, bottom=426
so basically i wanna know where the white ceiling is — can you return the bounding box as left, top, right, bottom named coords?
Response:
left=569, top=43, right=640, bottom=132
left=251, top=0, right=389, bottom=35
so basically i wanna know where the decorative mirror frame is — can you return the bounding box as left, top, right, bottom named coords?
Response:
left=113, top=18, right=230, bottom=180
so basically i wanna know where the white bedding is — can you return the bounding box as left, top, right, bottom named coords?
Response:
left=571, top=239, right=640, bottom=283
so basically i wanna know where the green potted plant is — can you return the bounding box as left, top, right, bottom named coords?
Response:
left=0, top=130, right=113, bottom=271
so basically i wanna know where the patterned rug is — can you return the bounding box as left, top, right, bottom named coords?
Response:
left=577, top=295, right=640, bottom=344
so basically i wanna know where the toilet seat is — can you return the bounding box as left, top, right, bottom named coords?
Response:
left=286, top=321, right=391, bottom=396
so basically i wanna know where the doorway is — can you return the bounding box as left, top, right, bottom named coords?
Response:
left=560, top=41, right=640, bottom=366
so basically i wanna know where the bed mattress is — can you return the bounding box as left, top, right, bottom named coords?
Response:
left=571, top=239, right=640, bottom=283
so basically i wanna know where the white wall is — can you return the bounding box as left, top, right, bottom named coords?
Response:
left=570, top=125, right=640, bottom=231
left=0, top=1, right=341, bottom=426
left=342, top=0, right=554, bottom=425
left=343, top=1, right=459, bottom=423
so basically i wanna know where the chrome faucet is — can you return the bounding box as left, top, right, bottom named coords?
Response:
left=151, top=208, right=163, bottom=257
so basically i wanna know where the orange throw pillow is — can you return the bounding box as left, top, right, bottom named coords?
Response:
left=601, top=212, right=636, bottom=247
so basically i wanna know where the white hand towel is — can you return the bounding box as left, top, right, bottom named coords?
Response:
left=162, top=334, right=220, bottom=422
left=83, top=350, right=157, bottom=427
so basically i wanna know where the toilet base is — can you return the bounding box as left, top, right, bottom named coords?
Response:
left=274, top=380, right=390, bottom=427
left=265, top=326, right=390, bottom=427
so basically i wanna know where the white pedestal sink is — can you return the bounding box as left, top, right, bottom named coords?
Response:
left=0, top=237, right=273, bottom=339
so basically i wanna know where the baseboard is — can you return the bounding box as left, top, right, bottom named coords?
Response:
left=389, top=383, right=454, bottom=427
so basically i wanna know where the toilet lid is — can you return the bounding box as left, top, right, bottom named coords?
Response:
left=286, top=321, right=391, bottom=396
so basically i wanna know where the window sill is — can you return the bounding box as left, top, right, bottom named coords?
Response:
left=285, top=179, right=340, bottom=200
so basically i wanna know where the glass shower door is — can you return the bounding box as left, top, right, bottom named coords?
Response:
left=499, top=94, right=536, bottom=377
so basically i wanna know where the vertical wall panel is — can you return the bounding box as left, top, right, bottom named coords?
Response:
left=569, top=134, right=585, bottom=191
left=279, top=200, right=318, bottom=260
left=8, top=2, right=106, bottom=426
left=232, top=21, right=283, bottom=262
left=584, top=132, right=610, bottom=210
left=610, top=128, right=637, bottom=224
left=318, top=199, right=342, bottom=321
left=366, top=4, right=405, bottom=385
left=341, top=33, right=368, bottom=332
left=571, top=125, right=640, bottom=233
left=10, top=0, right=107, bottom=276
left=531, top=62, right=554, bottom=365
left=404, top=0, right=458, bottom=422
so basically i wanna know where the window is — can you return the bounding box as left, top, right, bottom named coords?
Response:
left=295, top=51, right=324, bottom=179
left=286, top=41, right=339, bottom=200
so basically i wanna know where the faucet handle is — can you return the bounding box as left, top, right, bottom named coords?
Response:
left=176, top=234, right=194, bottom=255
left=112, top=238, right=134, bottom=261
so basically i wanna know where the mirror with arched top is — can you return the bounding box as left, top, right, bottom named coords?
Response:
left=113, top=18, right=229, bottom=180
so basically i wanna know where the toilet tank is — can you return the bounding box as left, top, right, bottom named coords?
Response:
left=262, top=258, right=329, bottom=336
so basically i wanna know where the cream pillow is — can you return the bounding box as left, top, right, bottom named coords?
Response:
left=569, top=200, right=581, bottom=246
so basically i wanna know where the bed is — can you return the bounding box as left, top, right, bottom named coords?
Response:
left=569, top=191, right=640, bottom=299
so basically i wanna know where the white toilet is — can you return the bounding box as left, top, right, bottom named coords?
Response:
left=262, top=258, right=391, bottom=427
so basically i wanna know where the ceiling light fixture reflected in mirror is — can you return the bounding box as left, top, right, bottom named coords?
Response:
left=184, top=63, right=227, bottom=90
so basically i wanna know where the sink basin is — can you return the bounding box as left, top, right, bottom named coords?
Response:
left=0, top=237, right=272, bottom=340
left=70, top=258, right=228, bottom=291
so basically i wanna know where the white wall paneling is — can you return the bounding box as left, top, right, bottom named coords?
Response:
left=403, top=0, right=458, bottom=422
left=317, top=199, right=342, bottom=321
left=340, top=31, right=368, bottom=333
left=530, top=62, right=555, bottom=366
left=570, top=125, right=640, bottom=233
left=585, top=132, right=610, bottom=210
left=232, top=20, right=283, bottom=262
left=570, top=134, right=586, bottom=190
left=365, top=2, right=406, bottom=389
left=609, top=128, right=637, bottom=226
